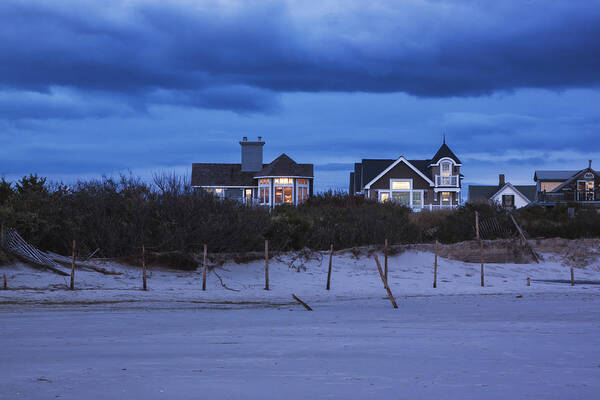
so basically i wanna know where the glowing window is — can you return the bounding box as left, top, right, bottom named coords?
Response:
left=297, top=179, right=309, bottom=185
left=274, top=178, right=293, bottom=185
left=380, top=192, right=390, bottom=202
left=441, top=162, right=451, bottom=177
left=391, top=180, right=410, bottom=190
left=275, top=187, right=284, bottom=203
left=259, top=179, right=270, bottom=185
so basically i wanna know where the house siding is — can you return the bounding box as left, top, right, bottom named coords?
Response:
left=367, top=162, right=432, bottom=201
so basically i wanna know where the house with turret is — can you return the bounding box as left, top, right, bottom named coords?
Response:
left=349, top=140, right=463, bottom=211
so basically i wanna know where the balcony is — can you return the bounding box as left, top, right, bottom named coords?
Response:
left=538, top=190, right=600, bottom=203
left=435, top=175, right=459, bottom=187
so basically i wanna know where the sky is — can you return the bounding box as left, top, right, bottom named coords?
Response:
left=1, top=0, right=599, bottom=192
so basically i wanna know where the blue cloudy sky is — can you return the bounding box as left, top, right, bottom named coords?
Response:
left=1, top=0, right=599, bottom=192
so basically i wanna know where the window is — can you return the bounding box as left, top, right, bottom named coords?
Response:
left=502, top=194, right=515, bottom=208
left=259, top=179, right=270, bottom=185
left=441, top=191, right=451, bottom=205
left=274, top=178, right=293, bottom=185
left=284, top=187, right=293, bottom=203
left=274, top=187, right=284, bottom=203
left=412, top=191, right=423, bottom=207
left=215, top=188, right=223, bottom=195
left=297, top=187, right=308, bottom=203
left=392, top=191, right=410, bottom=206
left=297, top=179, right=309, bottom=185
left=391, top=180, right=411, bottom=190
left=260, top=187, right=271, bottom=204
left=441, top=162, right=452, bottom=177
left=379, top=192, right=390, bottom=202
left=260, top=187, right=270, bottom=204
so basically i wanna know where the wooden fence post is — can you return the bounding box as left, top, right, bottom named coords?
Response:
left=480, top=239, right=484, bottom=287
left=373, top=253, right=398, bottom=309
left=142, top=244, right=147, bottom=291
left=264, top=240, right=269, bottom=291
left=70, top=240, right=75, bottom=290
left=326, top=244, right=333, bottom=290
left=384, top=238, right=388, bottom=283
left=0, top=220, right=5, bottom=249
left=570, top=267, right=574, bottom=286
left=202, top=244, right=207, bottom=291
left=476, top=211, right=484, bottom=287
left=433, top=240, right=438, bottom=288
left=3, top=273, right=6, bottom=290
left=526, top=277, right=530, bottom=286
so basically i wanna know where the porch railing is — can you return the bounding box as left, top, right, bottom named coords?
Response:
left=435, top=175, right=459, bottom=187
left=538, top=190, right=600, bottom=203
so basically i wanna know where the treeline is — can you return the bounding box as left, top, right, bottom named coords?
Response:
left=1, top=174, right=599, bottom=258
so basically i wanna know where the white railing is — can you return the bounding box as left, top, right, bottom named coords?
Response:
left=435, top=175, right=459, bottom=187
left=413, top=204, right=458, bottom=212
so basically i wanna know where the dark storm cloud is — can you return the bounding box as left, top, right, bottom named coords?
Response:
left=1, top=0, right=599, bottom=118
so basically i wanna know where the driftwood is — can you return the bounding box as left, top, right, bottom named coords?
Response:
left=292, top=294, right=313, bottom=311
left=47, top=252, right=121, bottom=275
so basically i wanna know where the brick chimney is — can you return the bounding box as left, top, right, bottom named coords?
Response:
left=239, top=136, right=265, bottom=172
left=498, top=174, right=505, bottom=187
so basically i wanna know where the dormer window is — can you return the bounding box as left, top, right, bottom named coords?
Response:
left=441, top=161, right=452, bottom=177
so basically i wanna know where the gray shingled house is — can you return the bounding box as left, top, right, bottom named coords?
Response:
left=468, top=174, right=536, bottom=209
left=533, top=160, right=600, bottom=206
left=191, top=137, right=314, bottom=207
left=349, top=140, right=463, bottom=211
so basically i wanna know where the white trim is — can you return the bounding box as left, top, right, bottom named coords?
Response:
left=194, top=185, right=257, bottom=188
left=254, top=176, right=313, bottom=179
left=429, top=157, right=462, bottom=167
left=364, top=157, right=434, bottom=189
left=433, top=187, right=460, bottom=192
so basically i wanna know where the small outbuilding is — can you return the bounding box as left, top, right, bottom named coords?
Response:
left=468, top=174, right=536, bottom=209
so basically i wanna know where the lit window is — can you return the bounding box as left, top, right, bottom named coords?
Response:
left=259, top=179, right=270, bottom=185
left=215, top=188, right=223, bottom=195
left=380, top=192, right=390, bottom=202
left=441, top=162, right=451, bottom=177
left=274, top=178, right=293, bottom=185
left=275, top=187, right=284, bottom=203
left=391, top=180, right=411, bottom=190
left=284, top=187, right=293, bottom=203
left=441, top=191, right=451, bottom=205
left=297, top=179, right=309, bottom=185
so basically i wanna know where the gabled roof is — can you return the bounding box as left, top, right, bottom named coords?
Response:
left=491, top=183, right=535, bottom=204
left=191, top=163, right=259, bottom=187
left=551, top=168, right=600, bottom=192
left=430, top=143, right=461, bottom=165
left=514, top=185, right=537, bottom=202
left=533, top=170, right=577, bottom=182
left=255, top=153, right=314, bottom=177
left=360, top=159, right=395, bottom=189
left=468, top=185, right=499, bottom=202
left=364, top=157, right=434, bottom=189
left=469, top=183, right=536, bottom=203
